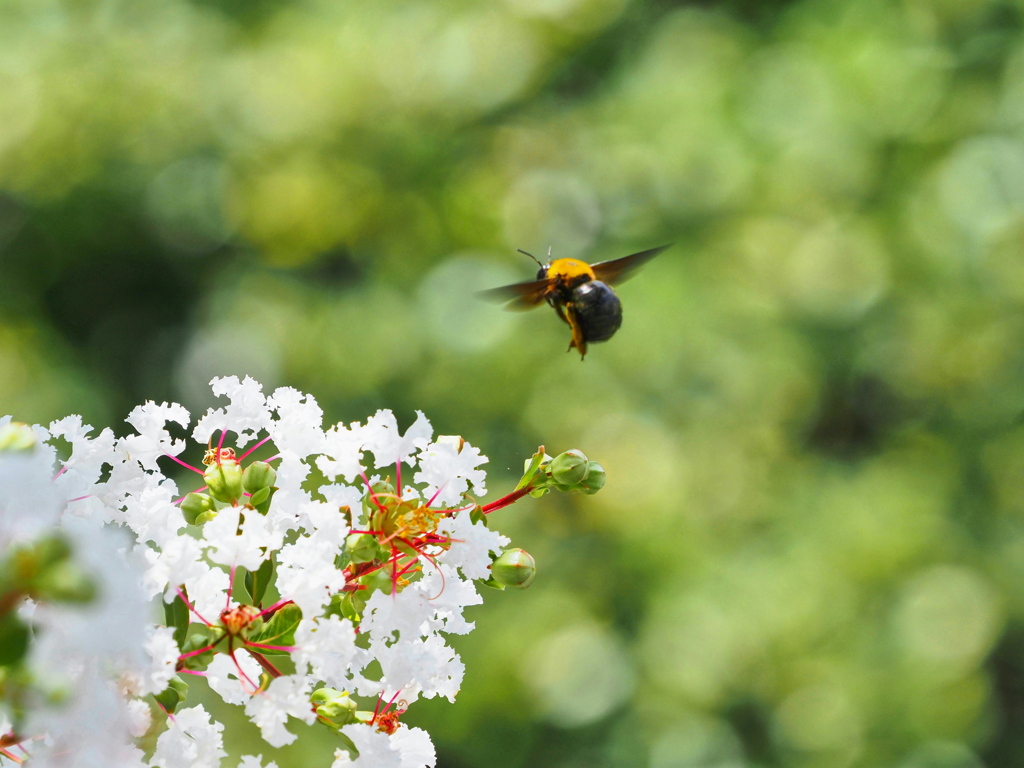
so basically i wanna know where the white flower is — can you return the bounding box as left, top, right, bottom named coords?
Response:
left=122, top=401, right=190, bottom=472
left=360, top=588, right=436, bottom=644
left=417, top=565, right=482, bottom=635
left=331, top=725, right=436, bottom=768
left=1, top=377, right=515, bottom=764
left=140, top=535, right=207, bottom=602
left=125, top=697, right=153, bottom=739
left=267, top=387, right=326, bottom=457
left=128, top=625, right=179, bottom=697
left=332, top=726, right=402, bottom=768
left=360, top=410, right=432, bottom=469
left=243, top=674, right=316, bottom=747
left=123, top=483, right=185, bottom=547
left=193, top=375, right=272, bottom=447
left=372, top=634, right=464, bottom=704
left=293, top=615, right=361, bottom=689
left=436, top=510, right=510, bottom=580
left=317, top=422, right=366, bottom=482
left=238, top=756, right=279, bottom=768
left=413, top=438, right=487, bottom=507
left=149, top=705, right=226, bottom=768
left=0, top=430, right=62, bottom=542
left=392, top=726, right=438, bottom=768
left=275, top=532, right=348, bottom=616
left=202, top=506, right=279, bottom=571
left=206, top=653, right=263, bottom=706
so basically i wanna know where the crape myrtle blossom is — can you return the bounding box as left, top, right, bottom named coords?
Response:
left=0, top=376, right=606, bottom=766
left=0, top=420, right=154, bottom=768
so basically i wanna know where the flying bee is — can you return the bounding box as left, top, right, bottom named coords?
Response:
left=480, top=244, right=671, bottom=359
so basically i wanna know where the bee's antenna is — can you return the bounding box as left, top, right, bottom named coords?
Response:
left=517, top=248, right=545, bottom=268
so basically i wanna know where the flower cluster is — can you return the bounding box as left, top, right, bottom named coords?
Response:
left=0, top=377, right=604, bottom=767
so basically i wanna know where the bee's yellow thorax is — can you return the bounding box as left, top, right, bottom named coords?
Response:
left=547, top=258, right=595, bottom=283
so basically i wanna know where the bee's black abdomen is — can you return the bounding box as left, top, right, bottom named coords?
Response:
left=572, top=280, right=622, bottom=342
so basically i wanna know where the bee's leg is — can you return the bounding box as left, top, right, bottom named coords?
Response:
left=565, top=305, right=588, bottom=360
left=552, top=301, right=571, bottom=327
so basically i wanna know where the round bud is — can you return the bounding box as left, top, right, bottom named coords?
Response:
left=579, top=461, right=606, bottom=494
left=345, top=533, right=379, bottom=565
left=311, top=687, right=357, bottom=724
left=242, top=461, right=277, bottom=493
left=180, top=492, right=215, bottom=525
left=362, top=480, right=396, bottom=517
left=204, top=459, right=244, bottom=504
left=490, top=548, right=536, bottom=589
left=194, top=510, right=218, bottom=525
left=550, top=450, right=590, bottom=486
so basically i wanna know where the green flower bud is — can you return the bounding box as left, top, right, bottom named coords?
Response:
left=549, top=450, right=590, bottom=486
left=345, top=533, right=379, bottom=565
left=339, top=591, right=366, bottom=622
left=490, top=548, right=536, bottom=589
left=30, top=536, right=73, bottom=570
left=204, top=459, right=244, bottom=504
left=362, top=480, right=395, bottom=517
left=578, top=461, right=606, bottom=494
left=2, top=536, right=73, bottom=591
left=35, top=561, right=96, bottom=604
left=0, top=422, right=36, bottom=453
left=311, top=687, right=357, bottom=724
left=194, top=510, right=218, bottom=525
left=359, top=566, right=396, bottom=595
left=243, top=461, right=277, bottom=493
left=180, top=492, right=215, bottom=525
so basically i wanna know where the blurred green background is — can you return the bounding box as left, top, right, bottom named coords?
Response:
left=5, top=0, right=1024, bottom=766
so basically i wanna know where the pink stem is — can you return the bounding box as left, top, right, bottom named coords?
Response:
left=426, top=483, right=448, bottom=508
left=244, top=642, right=297, bottom=652
left=229, top=650, right=261, bottom=691
left=239, top=436, right=273, bottom=461
left=164, top=453, right=205, bottom=476
left=256, top=599, right=294, bottom=619
left=360, top=472, right=387, bottom=513
left=174, top=586, right=212, bottom=627
left=481, top=485, right=534, bottom=514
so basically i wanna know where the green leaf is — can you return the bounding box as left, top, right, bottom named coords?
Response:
left=164, top=593, right=190, bottom=648
left=154, top=677, right=189, bottom=714
left=334, top=730, right=359, bottom=760
left=179, top=626, right=219, bottom=671
left=0, top=614, right=29, bottom=666
left=254, top=486, right=278, bottom=516
left=248, top=486, right=271, bottom=507
left=247, top=603, right=302, bottom=653
left=469, top=506, right=488, bottom=526
left=243, top=558, right=275, bottom=606
left=515, top=448, right=549, bottom=491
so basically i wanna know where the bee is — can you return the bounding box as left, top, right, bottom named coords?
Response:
left=481, top=244, right=671, bottom=359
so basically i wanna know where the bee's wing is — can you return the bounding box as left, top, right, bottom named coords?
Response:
left=478, top=277, right=554, bottom=310
left=591, top=244, right=672, bottom=285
